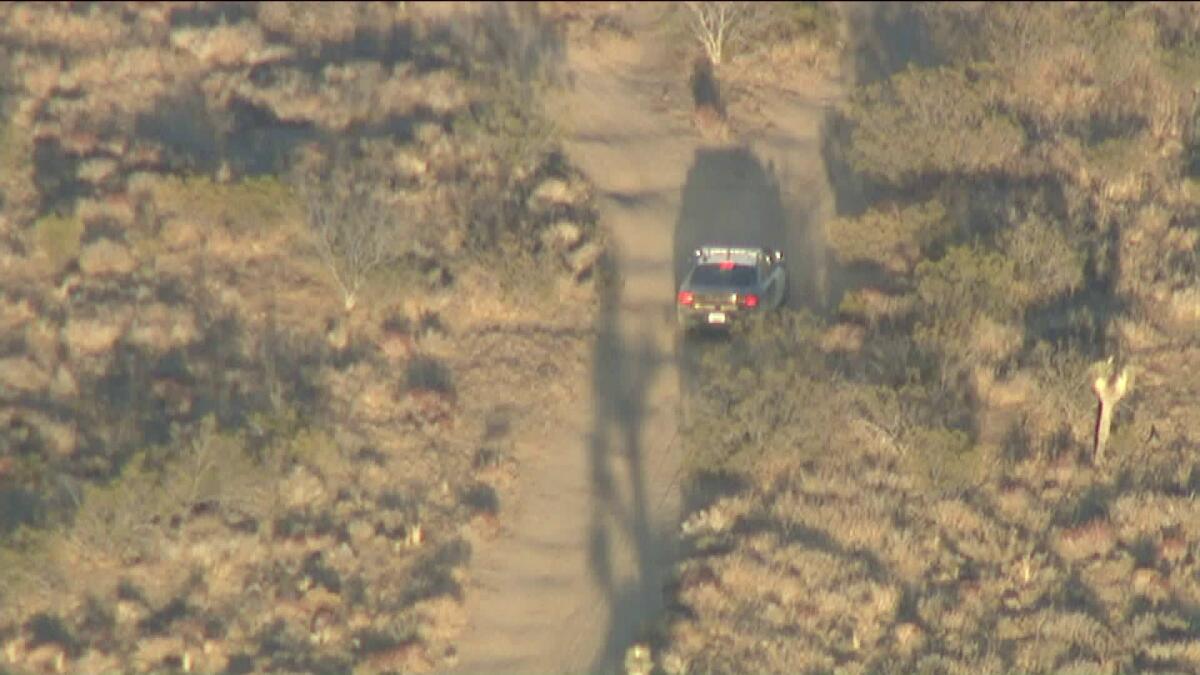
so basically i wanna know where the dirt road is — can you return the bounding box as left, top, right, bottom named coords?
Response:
left=452, top=4, right=841, bottom=672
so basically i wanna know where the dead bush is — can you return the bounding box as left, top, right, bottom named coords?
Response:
left=294, top=144, right=414, bottom=312
left=256, top=2, right=369, bottom=52
left=680, top=2, right=760, bottom=66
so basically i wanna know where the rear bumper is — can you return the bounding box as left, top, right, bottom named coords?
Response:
left=677, top=306, right=749, bottom=330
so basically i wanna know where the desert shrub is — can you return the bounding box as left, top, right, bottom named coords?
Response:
left=405, top=355, right=453, bottom=394
left=458, top=482, right=499, bottom=517
left=0, top=525, right=60, bottom=607
left=902, top=425, right=981, bottom=495
left=1083, top=133, right=1158, bottom=191
left=293, top=142, right=416, bottom=311
left=25, top=611, right=80, bottom=656
left=0, top=3, right=130, bottom=54
left=914, top=244, right=1022, bottom=379
left=1019, top=341, right=1096, bottom=456
left=158, top=417, right=283, bottom=520
left=32, top=211, right=83, bottom=272
left=169, top=20, right=268, bottom=69
left=682, top=311, right=837, bottom=474
left=77, top=593, right=116, bottom=633
left=454, top=74, right=557, bottom=180
left=254, top=617, right=317, bottom=670
left=826, top=198, right=954, bottom=276
left=843, top=64, right=1025, bottom=185
left=449, top=85, right=600, bottom=299
left=273, top=422, right=340, bottom=468
left=140, top=173, right=300, bottom=234
left=400, top=538, right=471, bottom=607
left=763, top=2, right=841, bottom=46
left=1000, top=214, right=1086, bottom=306
left=0, top=117, right=38, bottom=225
left=69, top=416, right=282, bottom=560
left=439, top=1, right=563, bottom=88
left=256, top=2, right=367, bottom=51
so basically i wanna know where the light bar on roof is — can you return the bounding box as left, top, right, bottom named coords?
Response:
left=694, top=246, right=761, bottom=262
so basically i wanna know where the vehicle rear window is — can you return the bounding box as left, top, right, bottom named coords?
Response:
left=691, top=263, right=757, bottom=287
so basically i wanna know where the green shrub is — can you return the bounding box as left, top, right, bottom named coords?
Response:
left=405, top=355, right=454, bottom=394
left=777, top=2, right=840, bottom=44
left=1083, top=134, right=1156, bottom=187
left=149, top=173, right=301, bottom=234
left=456, top=80, right=557, bottom=181
left=826, top=198, right=954, bottom=274
left=1000, top=215, right=1085, bottom=306
left=902, top=425, right=981, bottom=495
left=914, top=244, right=1021, bottom=377
left=915, top=245, right=1019, bottom=318
left=0, top=525, right=59, bottom=607
left=69, top=416, right=282, bottom=560
left=682, top=311, right=835, bottom=475
left=844, top=65, right=1025, bottom=185
left=33, top=211, right=84, bottom=271
left=1160, top=39, right=1200, bottom=91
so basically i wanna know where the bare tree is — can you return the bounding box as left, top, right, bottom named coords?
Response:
left=683, top=1, right=756, bottom=66
left=295, top=147, right=409, bottom=312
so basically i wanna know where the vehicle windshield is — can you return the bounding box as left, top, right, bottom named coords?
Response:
left=690, top=263, right=757, bottom=288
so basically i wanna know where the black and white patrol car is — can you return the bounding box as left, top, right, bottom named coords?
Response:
left=676, top=246, right=787, bottom=331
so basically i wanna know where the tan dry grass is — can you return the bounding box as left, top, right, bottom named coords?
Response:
left=170, top=21, right=274, bottom=69
left=257, top=2, right=372, bottom=50
left=0, top=3, right=131, bottom=53
left=0, top=4, right=590, bottom=673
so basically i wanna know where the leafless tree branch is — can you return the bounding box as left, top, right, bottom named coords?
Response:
left=683, top=1, right=755, bottom=66
left=295, top=149, right=409, bottom=312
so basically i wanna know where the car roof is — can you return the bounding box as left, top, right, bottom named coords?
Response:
left=694, top=246, right=762, bottom=266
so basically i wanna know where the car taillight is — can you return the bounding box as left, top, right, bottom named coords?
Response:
left=740, top=293, right=759, bottom=308
left=677, top=290, right=694, bottom=306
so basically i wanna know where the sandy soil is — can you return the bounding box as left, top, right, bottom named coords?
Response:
left=452, top=4, right=841, bottom=672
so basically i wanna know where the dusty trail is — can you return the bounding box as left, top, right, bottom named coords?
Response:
left=452, top=4, right=840, bottom=673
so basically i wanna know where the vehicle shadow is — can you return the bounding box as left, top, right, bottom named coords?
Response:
left=671, top=146, right=788, bottom=292
left=671, top=146, right=789, bottom=399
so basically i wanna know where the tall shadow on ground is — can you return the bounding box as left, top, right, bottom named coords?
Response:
left=586, top=253, right=674, bottom=673
left=583, top=72, right=791, bottom=675
left=840, top=1, right=940, bottom=89
left=819, top=1, right=937, bottom=312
